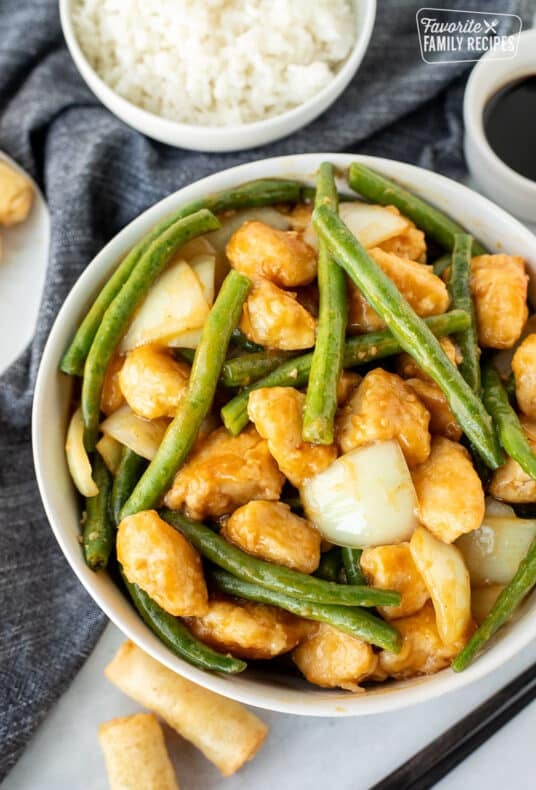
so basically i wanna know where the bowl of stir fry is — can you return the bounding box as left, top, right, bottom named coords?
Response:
left=33, top=154, right=536, bottom=715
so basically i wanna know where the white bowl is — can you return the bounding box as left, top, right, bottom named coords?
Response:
left=464, top=28, right=536, bottom=223
left=33, top=154, right=536, bottom=716
left=59, top=0, right=376, bottom=153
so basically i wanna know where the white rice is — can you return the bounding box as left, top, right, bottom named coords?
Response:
left=72, top=0, right=356, bottom=126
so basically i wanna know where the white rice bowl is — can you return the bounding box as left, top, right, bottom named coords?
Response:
left=72, top=0, right=356, bottom=126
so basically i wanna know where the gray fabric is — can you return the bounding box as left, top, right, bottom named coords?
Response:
left=0, top=0, right=531, bottom=779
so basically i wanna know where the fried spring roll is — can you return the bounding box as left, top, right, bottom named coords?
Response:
left=98, top=712, right=179, bottom=790
left=105, top=641, right=268, bottom=776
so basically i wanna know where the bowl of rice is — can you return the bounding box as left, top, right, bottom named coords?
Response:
left=59, top=0, right=376, bottom=152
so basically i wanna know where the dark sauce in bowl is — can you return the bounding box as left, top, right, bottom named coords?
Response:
left=483, top=76, right=536, bottom=182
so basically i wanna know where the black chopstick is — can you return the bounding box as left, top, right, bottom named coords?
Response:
left=371, top=661, right=536, bottom=790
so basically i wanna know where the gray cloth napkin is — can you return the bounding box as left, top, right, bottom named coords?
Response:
left=0, top=0, right=531, bottom=779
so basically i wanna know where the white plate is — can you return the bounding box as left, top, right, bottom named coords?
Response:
left=0, top=152, right=50, bottom=374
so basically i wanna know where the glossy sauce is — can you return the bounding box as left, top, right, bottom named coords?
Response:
left=483, top=76, right=536, bottom=182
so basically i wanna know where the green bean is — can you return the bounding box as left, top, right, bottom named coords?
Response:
left=314, top=548, right=343, bottom=582
left=448, top=234, right=481, bottom=394
left=120, top=270, right=250, bottom=518
left=111, top=447, right=147, bottom=525
left=303, top=162, right=347, bottom=444
left=231, top=328, right=263, bottom=352
left=452, top=535, right=536, bottom=671
left=209, top=569, right=401, bottom=653
left=341, top=547, right=367, bottom=586
left=433, top=253, right=451, bottom=277
left=175, top=348, right=196, bottom=365
left=313, top=205, right=503, bottom=470
left=221, top=309, right=470, bottom=436
left=482, top=364, right=536, bottom=480
left=222, top=350, right=294, bottom=387
left=60, top=179, right=302, bottom=377
left=121, top=571, right=246, bottom=674
left=82, top=210, right=220, bottom=450
left=83, top=454, right=114, bottom=571
left=161, top=510, right=401, bottom=608
left=300, top=186, right=355, bottom=204
left=347, top=163, right=487, bottom=255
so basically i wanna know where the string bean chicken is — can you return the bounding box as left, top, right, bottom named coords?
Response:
left=62, top=165, right=536, bottom=691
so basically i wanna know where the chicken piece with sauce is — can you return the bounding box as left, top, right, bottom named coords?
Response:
left=292, top=624, right=378, bottom=692
left=411, top=437, right=485, bottom=543
left=378, top=601, right=460, bottom=680
left=222, top=500, right=321, bottom=573
left=489, top=418, right=536, bottom=502
left=471, top=254, right=528, bottom=348
left=118, top=345, right=190, bottom=420
left=396, top=336, right=460, bottom=381
left=406, top=378, right=462, bottom=441
left=186, top=596, right=311, bottom=660
left=226, top=219, right=317, bottom=287
left=336, top=368, right=431, bottom=468
left=0, top=160, right=33, bottom=227
left=512, top=333, right=536, bottom=419
left=247, top=387, right=337, bottom=487
left=240, top=278, right=317, bottom=350
left=164, top=425, right=284, bottom=520
left=360, top=543, right=430, bottom=620
left=117, top=510, right=208, bottom=617
left=347, top=248, right=449, bottom=334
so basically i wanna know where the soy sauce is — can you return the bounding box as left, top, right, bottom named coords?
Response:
left=483, top=76, right=536, bottom=182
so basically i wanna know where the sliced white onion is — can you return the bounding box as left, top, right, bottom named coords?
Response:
left=65, top=407, right=99, bottom=497
left=471, top=585, right=504, bottom=625
left=304, top=201, right=409, bottom=251
left=190, top=254, right=215, bottom=306
left=95, top=433, right=123, bottom=475
left=485, top=497, right=516, bottom=518
left=339, top=202, right=409, bottom=247
left=206, top=206, right=290, bottom=255
left=167, top=328, right=203, bottom=349
left=456, top=516, right=536, bottom=586
left=119, top=260, right=209, bottom=352
left=100, top=405, right=169, bottom=461
left=410, top=525, right=471, bottom=647
left=300, top=440, right=418, bottom=548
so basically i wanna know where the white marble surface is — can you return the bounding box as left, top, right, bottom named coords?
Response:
left=5, top=621, right=536, bottom=790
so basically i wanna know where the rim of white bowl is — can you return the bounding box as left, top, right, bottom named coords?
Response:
left=33, top=154, right=536, bottom=716
left=464, top=28, right=536, bottom=197
left=59, top=0, right=376, bottom=151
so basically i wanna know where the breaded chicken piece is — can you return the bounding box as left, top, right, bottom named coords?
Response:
left=471, top=254, right=528, bottom=348
left=336, top=371, right=361, bottom=405
left=411, top=437, right=484, bottom=543
left=222, top=500, right=321, bottom=573
left=489, top=418, right=536, bottom=503
left=118, top=345, right=190, bottom=420
left=347, top=248, right=448, bottom=333
left=227, top=220, right=317, bottom=287
left=186, top=597, right=311, bottom=660
left=378, top=601, right=460, bottom=680
left=164, top=425, right=284, bottom=519
left=396, top=336, right=460, bottom=382
left=377, top=210, right=427, bottom=263
left=360, top=543, right=430, bottom=620
left=0, top=160, right=33, bottom=226
left=247, top=387, right=337, bottom=487
left=101, top=352, right=126, bottom=416
left=117, top=510, right=208, bottom=617
left=512, top=334, right=536, bottom=418
left=292, top=624, right=378, bottom=692
left=336, top=368, right=431, bottom=468
left=240, top=278, right=317, bottom=350
left=406, top=378, right=462, bottom=441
